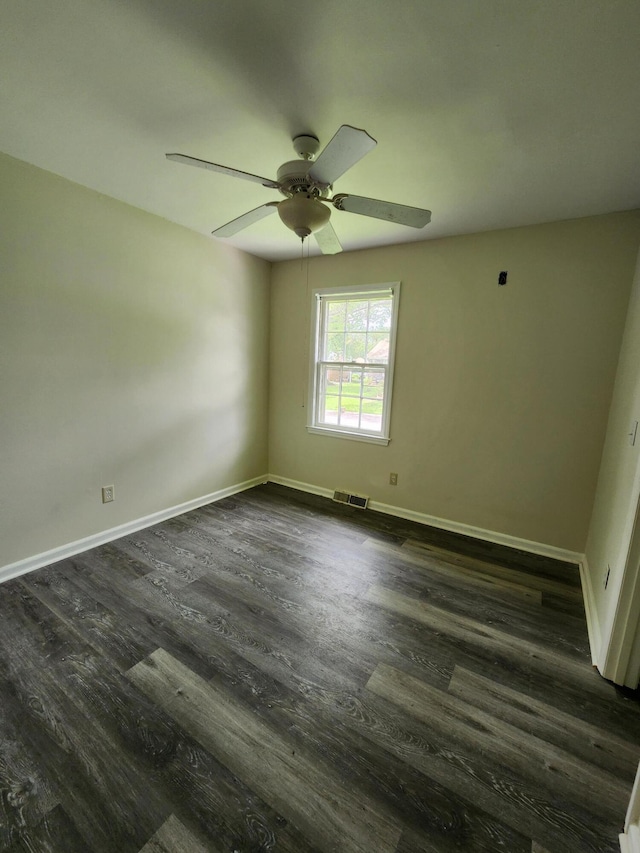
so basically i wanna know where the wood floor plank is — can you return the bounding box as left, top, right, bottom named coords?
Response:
left=0, top=583, right=173, bottom=852
left=168, top=609, right=530, bottom=853
left=170, top=512, right=372, bottom=600
left=365, top=583, right=603, bottom=688
left=169, top=523, right=586, bottom=701
left=174, top=572, right=534, bottom=851
left=340, top=668, right=617, bottom=852
left=151, top=733, right=325, bottom=853
left=366, top=662, right=632, bottom=817
left=22, top=564, right=155, bottom=671
left=448, top=665, right=640, bottom=781
left=127, top=648, right=402, bottom=853
left=363, top=551, right=590, bottom=662
left=138, top=814, right=211, bottom=853
left=255, top=483, right=576, bottom=587
left=0, top=702, right=60, bottom=850
left=393, top=825, right=527, bottom=853
left=254, top=676, right=532, bottom=852
left=14, top=563, right=327, bottom=853
left=166, top=506, right=377, bottom=606
left=3, top=803, right=90, bottom=853
left=152, top=524, right=466, bottom=695
left=115, top=602, right=497, bottom=851
left=402, top=538, right=582, bottom=598
left=540, top=590, right=588, bottom=619
left=365, top=538, right=544, bottom=601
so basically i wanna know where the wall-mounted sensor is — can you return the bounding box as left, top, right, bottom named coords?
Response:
left=498, top=271, right=508, bottom=285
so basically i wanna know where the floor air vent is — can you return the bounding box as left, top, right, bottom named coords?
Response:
left=333, top=490, right=369, bottom=509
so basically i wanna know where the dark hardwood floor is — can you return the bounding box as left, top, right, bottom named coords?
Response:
left=1, top=483, right=639, bottom=852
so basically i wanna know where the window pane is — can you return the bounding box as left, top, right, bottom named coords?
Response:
left=365, top=366, right=385, bottom=382
left=336, top=365, right=352, bottom=388
left=342, top=332, right=364, bottom=361
left=320, top=395, right=340, bottom=424
left=327, top=301, right=346, bottom=328
left=362, top=368, right=384, bottom=430
left=365, top=332, right=389, bottom=363
left=324, top=366, right=341, bottom=385
left=362, top=372, right=385, bottom=399
left=324, top=331, right=345, bottom=361
left=346, top=300, right=369, bottom=331
left=368, top=299, right=392, bottom=331
left=339, top=367, right=363, bottom=401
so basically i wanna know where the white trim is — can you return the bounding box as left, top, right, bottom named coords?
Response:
left=311, top=284, right=396, bottom=299
left=0, top=475, right=268, bottom=585
left=267, top=475, right=582, bottom=566
left=626, top=618, right=640, bottom=689
left=620, top=825, right=640, bottom=853
left=620, top=763, right=640, bottom=853
left=306, top=426, right=390, bottom=445
left=269, top=475, right=334, bottom=500
left=579, top=555, right=602, bottom=666
left=600, top=489, right=640, bottom=687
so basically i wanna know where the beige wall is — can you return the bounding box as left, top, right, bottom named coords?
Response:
left=0, top=153, right=270, bottom=567
left=269, top=213, right=640, bottom=552
left=585, top=247, right=640, bottom=653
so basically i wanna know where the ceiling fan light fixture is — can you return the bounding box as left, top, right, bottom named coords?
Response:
left=277, top=194, right=330, bottom=239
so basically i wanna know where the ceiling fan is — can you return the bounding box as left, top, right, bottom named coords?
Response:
left=166, top=125, right=431, bottom=254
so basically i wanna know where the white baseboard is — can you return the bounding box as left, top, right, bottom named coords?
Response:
left=621, top=764, right=640, bottom=853
left=620, top=826, right=640, bottom=853
left=267, top=474, right=583, bottom=565
left=268, top=475, right=335, bottom=500
left=0, top=474, right=268, bottom=585
left=579, top=555, right=602, bottom=666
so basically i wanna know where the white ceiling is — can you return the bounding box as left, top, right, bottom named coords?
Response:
left=2, top=0, right=640, bottom=262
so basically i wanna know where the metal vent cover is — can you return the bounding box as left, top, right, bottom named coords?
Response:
left=332, top=490, right=369, bottom=509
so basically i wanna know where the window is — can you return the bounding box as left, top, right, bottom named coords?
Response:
left=307, top=282, right=400, bottom=445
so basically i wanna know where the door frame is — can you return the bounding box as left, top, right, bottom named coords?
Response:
left=599, top=474, right=640, bottom=688
left=620, top=762, right=640, bottom=852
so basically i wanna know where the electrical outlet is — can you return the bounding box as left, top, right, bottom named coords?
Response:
left=389, top=472, right=398, bottom=486
left=102, top=485, right=115, bottom=503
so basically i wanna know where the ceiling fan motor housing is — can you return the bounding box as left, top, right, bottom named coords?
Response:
left=276, top=160, right=330, bottom=198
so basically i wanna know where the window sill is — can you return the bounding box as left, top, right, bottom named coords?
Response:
left=306, top=426, right=390, bottom=446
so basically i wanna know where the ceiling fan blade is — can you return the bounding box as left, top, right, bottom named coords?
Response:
left=166, top=153, right=279, bottom=188
left=314, top=221, right=343, bottom=255
left=307, top=125, right=377, bottom=187
left=212, top=203, right=279, bottom=237
left=332, top=194, right=431, bottom=228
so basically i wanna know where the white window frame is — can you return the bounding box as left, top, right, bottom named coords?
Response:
left=307, top=282, right=400, bottom=445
